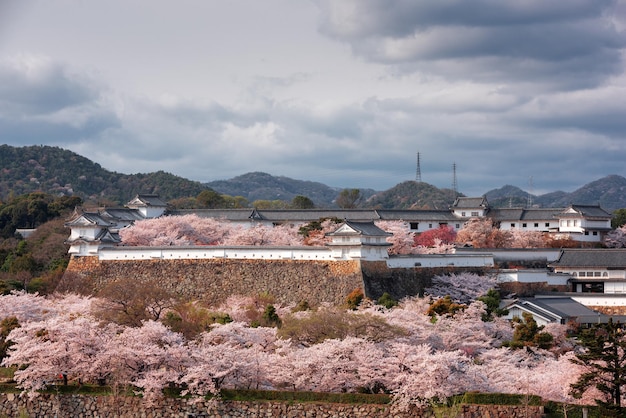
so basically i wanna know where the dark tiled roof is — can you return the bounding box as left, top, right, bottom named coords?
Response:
left=127, top=194, right=168, bottom=207
left=550, top=249, right=626, bottom=268
left=378, top=210, right=458, bottom=222
left=65, top=213, right=115, bottom=227
left=509, top=297, right=606, bottom=324
left=451, top=197, right=488, bottom=208
left=328, top=221, right=392, bottom=237
left=173, top=209, right=257, bottom=221
left=99, top=208, right=144, bottom=222
left=560, top=205, right=612, bottom=218
left=489, top=208, right=563, bottom=222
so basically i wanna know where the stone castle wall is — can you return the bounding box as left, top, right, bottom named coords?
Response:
left=62, top=256, right=363, bottom=306
left=0, top=393, right=545, bottom=418
left=61, top=256, right=489, bottom=305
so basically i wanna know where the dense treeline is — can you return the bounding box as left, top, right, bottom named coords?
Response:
left=0, top=145, right=211, bottom=204
left=0, top=193, right=78, bottom=294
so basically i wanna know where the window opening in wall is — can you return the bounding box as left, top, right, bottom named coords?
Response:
left=428, top=224, right=433, bottom=228
left=409, top=222, right=419, bottom=230
left=593, top=231, right=598, bottom=236
left=534, top=223, right=539, bottom=227
left=522, top=223, right=527, bottom=228
left=471, top=212, right=479, bottom=216
left=545, top=223, right=550, bottom=227
left=461, top=212, right=466, bottom=217
left=511, top=223, right=515, bottom=228
left=582, top=282, right=604, bottom=293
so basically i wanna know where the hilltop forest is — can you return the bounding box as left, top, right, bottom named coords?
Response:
left=2, top=145, right=626, bottom=210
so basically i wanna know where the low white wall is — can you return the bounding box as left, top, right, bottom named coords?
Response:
left=497, top=269, right=570, bottom=286
left=99, top=246, right=339, bottom=261
left=386, top=254, right=494, bottom=268
left=455, top=248, right=562, bottom=262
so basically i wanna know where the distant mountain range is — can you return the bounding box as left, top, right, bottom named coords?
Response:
left=1, top=145, right=625, bottom=211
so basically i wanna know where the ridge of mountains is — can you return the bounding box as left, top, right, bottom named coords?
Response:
left=1, top=145, right=626, bottom=211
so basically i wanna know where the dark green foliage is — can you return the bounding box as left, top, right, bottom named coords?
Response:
left=0, top=316, right=19, bottom=361
left=377, top=292, right=398, bottom=309
left=612, top=208, right=626, bottom=229
left=0, top=192, right=75, bottom=238
left=503, top=312, right=554, bottom=349
left=570, top=319, right=626, bottom=412
left=290, top=195, right=315, bottom=209
left=298, top=217, right=342, bottom=237
left=261, top=304, right=282, bottom=328
left=477, top=289, right=508, bottom=321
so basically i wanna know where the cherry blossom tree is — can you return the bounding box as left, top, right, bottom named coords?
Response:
left=120, top=214, right=231, bottom=246
left=1, top=291, right=593, bottom=409
left=424, top=272, right=497, bottom=304
left=605, top=225, right=626, bottom=248
left=415, top=225, right=457, bottom=247
left=509, top=229, right=548, bottom=248
left=455, top=218, right=512, bottom=248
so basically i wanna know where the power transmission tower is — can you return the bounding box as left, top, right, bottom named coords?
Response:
left=415, top=152, right=422, bottom=182
left=452, top=162, right=458, bottom=197
left=527, top=176, right=534, bottom=207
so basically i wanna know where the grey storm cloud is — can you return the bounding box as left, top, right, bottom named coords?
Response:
left=314, top=0, right=626, bottom=89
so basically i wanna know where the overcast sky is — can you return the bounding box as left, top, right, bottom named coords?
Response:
left=1, top=0, right=625, bottom=196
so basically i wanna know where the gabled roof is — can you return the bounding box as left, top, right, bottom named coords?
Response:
left=507, top=297, right=605, bottom=324
left=66, top=228, right=121, bottom=245
left=549, top=249, right=626, bottom=269
left=451, top=196, right=488, bottom=209
left=99, top=208, right=145, bottom=222
left=64, top=213, right=115, bottom=228
left=126, top=194, right=168, bottom=208
left=559, top=205, right=612, bottom=219
left=327, top=221, right=392, bottom=237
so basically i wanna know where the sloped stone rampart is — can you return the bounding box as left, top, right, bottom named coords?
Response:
left=62, top=256, right=491, bottom=305
left=0, top=393, right=545, bottom=418
left=63, top=256, right=363, bottom=305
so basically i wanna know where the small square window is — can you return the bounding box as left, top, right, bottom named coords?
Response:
left=511, top=223, right=515, bottom=228
left=522, top=223, right=527, bottom=228
left=534, top=223, right=539, bottom=227
left=428, top=224, right=433, bottom=228
left=545, top=223, right=550, bottom=227
left=461, top=212, right=466, bottom=217
left=593, top=231, right=598, bottom=236
left=409, top=222, right=419, bottom=230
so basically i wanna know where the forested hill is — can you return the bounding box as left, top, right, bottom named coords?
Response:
left=0, top=145, right=210, bottom=205
left=205, top=171, right=377, bottom=207
left=2, top=145, right=625, bottom=211
left=366, top=181, right=460, bottom=209
left=485, top=174, right=626, bottom=212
